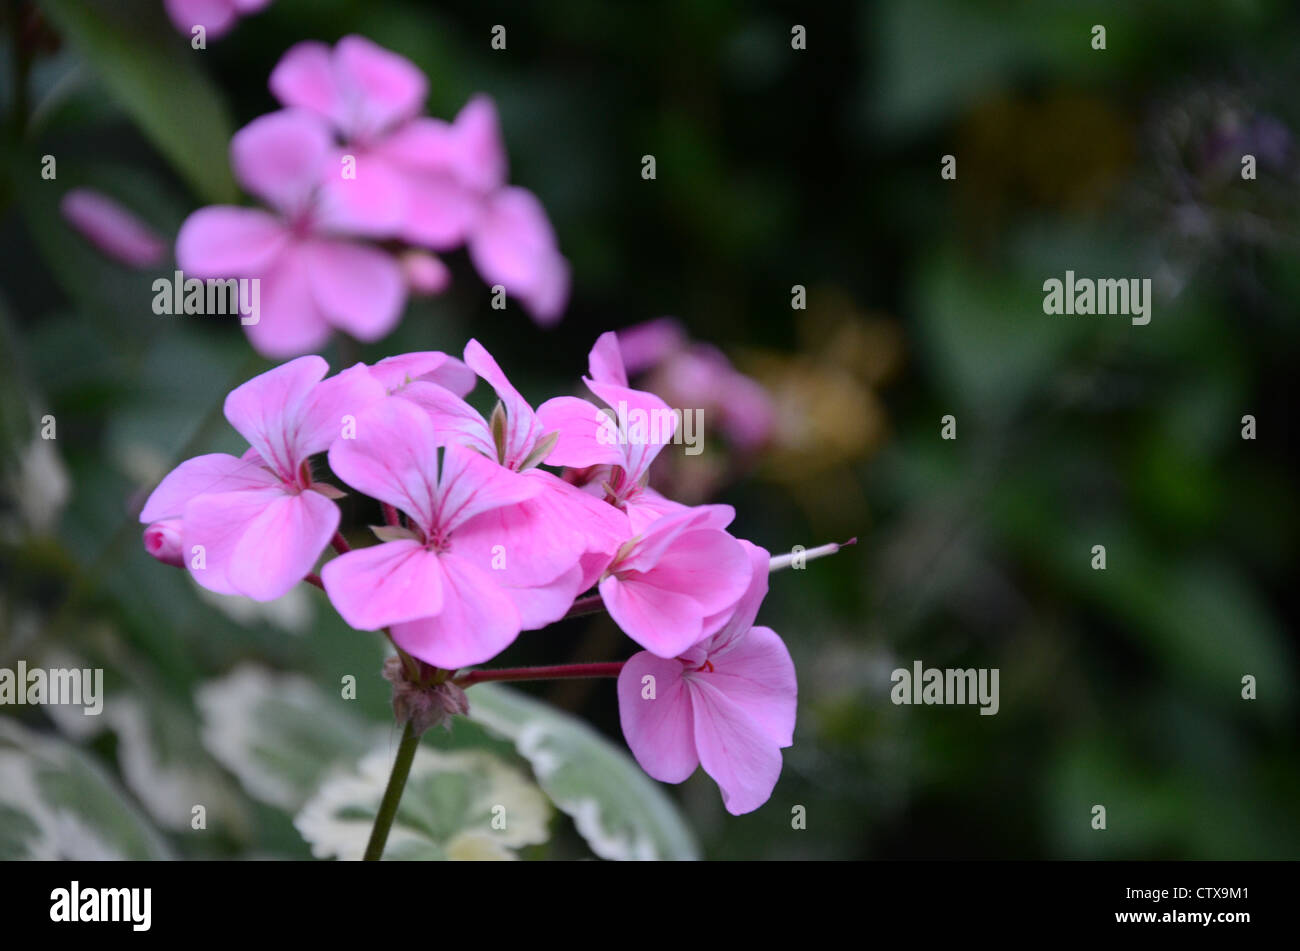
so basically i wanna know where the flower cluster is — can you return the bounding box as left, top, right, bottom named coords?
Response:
left=176, top=36, right=569, bottom=357
left=140, top=333, right=796, bottom=815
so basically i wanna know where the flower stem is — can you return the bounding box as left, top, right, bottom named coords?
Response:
left=769, top=537, right=856, bottom=572
left=363, top=718, right=419, bottom=861
left=562, top=593, right=606, bottom=619
left=454, top=662, right=624, bottom=688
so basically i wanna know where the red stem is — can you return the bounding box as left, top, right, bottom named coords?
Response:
left=562, top=593, right=606, bottom=619
left=454, top=662, right=624, bottom=688
left=382, top=503, right=400, bottom=527
left=331, top=532, right=351, bottom=554
left=304, top=572, right=324, bottom=590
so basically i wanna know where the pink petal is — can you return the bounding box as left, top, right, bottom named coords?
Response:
left=636, top=528, right=752, bottom=619
left=60, top=188, right=167, bottom=269
left=448, top=94, right=507, bottom=193
left=534, top=396, right=626, bottom=470
left=694, top=541, right=771, bottom=657
left=625, top=489, right=689, bottom=535
left=587, top=331, right=628, bottom=387
left=396, top=169, right=482, bottom=250
left=616, top=504, right=734, bottom=574
left=294, top=362, right=388, bottom=459
left=302, top=239, right=406, bottom=342
left=463, top=339, right=543, bottom=468
left=164, top=0, right=237, bottom=38
left=395, top=380, right=495, bottom=457
left=223, top=354, right=329, bottom=481
left=468, top=187, right=568, bottom=321
left=516, top=252, right=569, bottom=326
left=617, top=318, right=687, bottom=376
left=230, top=109, right=332, bottom=217
left=390, top=553, right=521, bottom=668
left=368, top=352, right=475, bottom=397
left=502, top=562, right=586, bottom=630
left=244, top=243, right=333, bottom=358
left=314, top=149, right=408, bottom=238
left=434, top=443, right=539, bottom=535
left=226, top=489, right=340, bottom=601
left=327, top=397, right=441, bottom=532
left=139, top=452, right=279, bottom=523
left=320, top=538, right=445, bottom=630
left=583, top=378, right=676, bottom=485
left=599, top=572, right=706, bottom=658
left=182, top=485, right=338, bottom=600
left=689, top=677, right=783, bottom=815
left=448, top=486, right=588, bottom=589
left=703, top=625, right=796, bottom=749
left=175, top=205, right=290, bottom=278
left=334, top=35, right=428, bottom=138
left=269, top=41, right=343, bottom=122
left=617, top=652, right=699, bottom=783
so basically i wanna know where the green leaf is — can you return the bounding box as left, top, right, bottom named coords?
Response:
left=0, top=718, right=172, bottom=859
left=466, top=683, right=700, bottom=860
left=295, top=746, right=551, bottom=861
left=196, top=665, right=380, bottom=812
left=37, top=0, right=238, bottom=203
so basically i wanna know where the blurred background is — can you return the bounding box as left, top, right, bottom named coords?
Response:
left=0, top=0, right=1297, bottom=860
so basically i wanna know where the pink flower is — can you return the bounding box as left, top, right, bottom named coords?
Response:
left=60, top=188, right=166, bottom=269
left=138, top=356, right=385, bottom=600
left=176, top=109, right=408, bottom=357
left=164, top=0, right=271, bottom=40
left=618, top=318, right=775, bottom=453
left=393, top=339, right=630, bottom=624
left=598, top=503, right=751, bottom=658
left=270, top=37, right=569, bottom=324
left=320, top=397, right=547, bottom=668
left=617, top=541, right=796, bottom=815
left=537, top=331, right=686, bottom=532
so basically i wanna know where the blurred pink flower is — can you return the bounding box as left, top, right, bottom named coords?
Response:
left=176, top=109, right=408, bottom=357
left=60, top=188, right=166, bottom=269
left=164, top=0, right=271, bottom=40
left=270, top=37, right=569, bottom=324
left=617, top=541, right=795, bottom=815
left=139, top=356, right=385, bottom=600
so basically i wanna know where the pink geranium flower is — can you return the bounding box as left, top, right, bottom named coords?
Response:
left=176, top=109, right=408, bottom=357
left=60, top=188, right=167, bottom=269
left=270, top=37, right=569, bottom=324
left=617, top=541, right=796, bottom=815
left=598, top=503, right=750, bottom=658
left=139, top=356, right=385, bottom=600
left=164, top=0, right=271, bottom=40
left=393, top=339, right=629, bottom=625
left=320, top=397, right=546, bottom=668
left=538, top=331, right=686, bottom=532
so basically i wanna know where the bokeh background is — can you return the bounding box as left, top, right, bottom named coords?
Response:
left=1, top=0, right=1297, bottom=859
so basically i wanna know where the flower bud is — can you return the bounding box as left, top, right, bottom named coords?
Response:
left=142, top=519, right=184, bottom=567
left=382, top=654, right=469, bottom=735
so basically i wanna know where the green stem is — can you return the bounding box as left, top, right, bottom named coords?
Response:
left=363, top=719, right=419, bottom=861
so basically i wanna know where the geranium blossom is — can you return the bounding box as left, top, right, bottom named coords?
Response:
left=270, top=37, right=569, bottom=323
left=617, top=541, right=796, bottom=815
left=177, top=109, right=408, bottom=357
left=320, top=397, right=546, bottom=668
left=139, top=356, right=384, bottom=599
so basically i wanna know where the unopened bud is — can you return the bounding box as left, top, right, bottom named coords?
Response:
left=143, top=519, right=184, bottom=567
